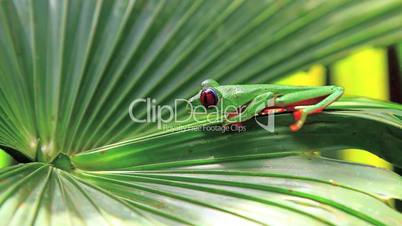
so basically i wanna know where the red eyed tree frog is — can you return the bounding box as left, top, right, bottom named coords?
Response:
left=188, top=79, right=344, bottom=132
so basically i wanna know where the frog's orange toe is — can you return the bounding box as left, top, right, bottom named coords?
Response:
left=290, top=123, right=301, bottom=132
left=290, top=110, right=308, bottom=132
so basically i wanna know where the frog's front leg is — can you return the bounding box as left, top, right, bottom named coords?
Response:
left=275, top=86, right=344, bottom=132
left=223, top=92, right=274, bottom=126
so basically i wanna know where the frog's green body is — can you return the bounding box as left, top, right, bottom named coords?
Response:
left=188, top=79, right=344, bottom=131
left=211, top=84, right=317, bottom=108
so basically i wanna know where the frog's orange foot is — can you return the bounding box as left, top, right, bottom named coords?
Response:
left=290, top=110, right=307, bottom=132
left=290, top=121, right=303, bottom=132
left=293, top=110, right=302, bottom=121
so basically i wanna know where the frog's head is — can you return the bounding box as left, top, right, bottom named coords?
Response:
left=186, top=79, right=221, bottom=114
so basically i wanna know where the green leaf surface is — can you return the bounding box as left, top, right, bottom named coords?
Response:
left=2, top=154, right=402, bottom=226
left=72, top=98, right=402, bottom=170
left=1, top=0, right=402, bottom=225
left=397, top=43, right=402, bottom=86
left=3, top=98, right=402, bottom=225
left=1, top=0, right=402, bottom=159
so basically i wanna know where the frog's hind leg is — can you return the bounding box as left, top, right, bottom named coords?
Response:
left=275, top=86, right=344, bottom=132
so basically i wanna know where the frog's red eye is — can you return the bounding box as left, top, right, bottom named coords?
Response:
left=200, top=88, right=218, bottom=108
